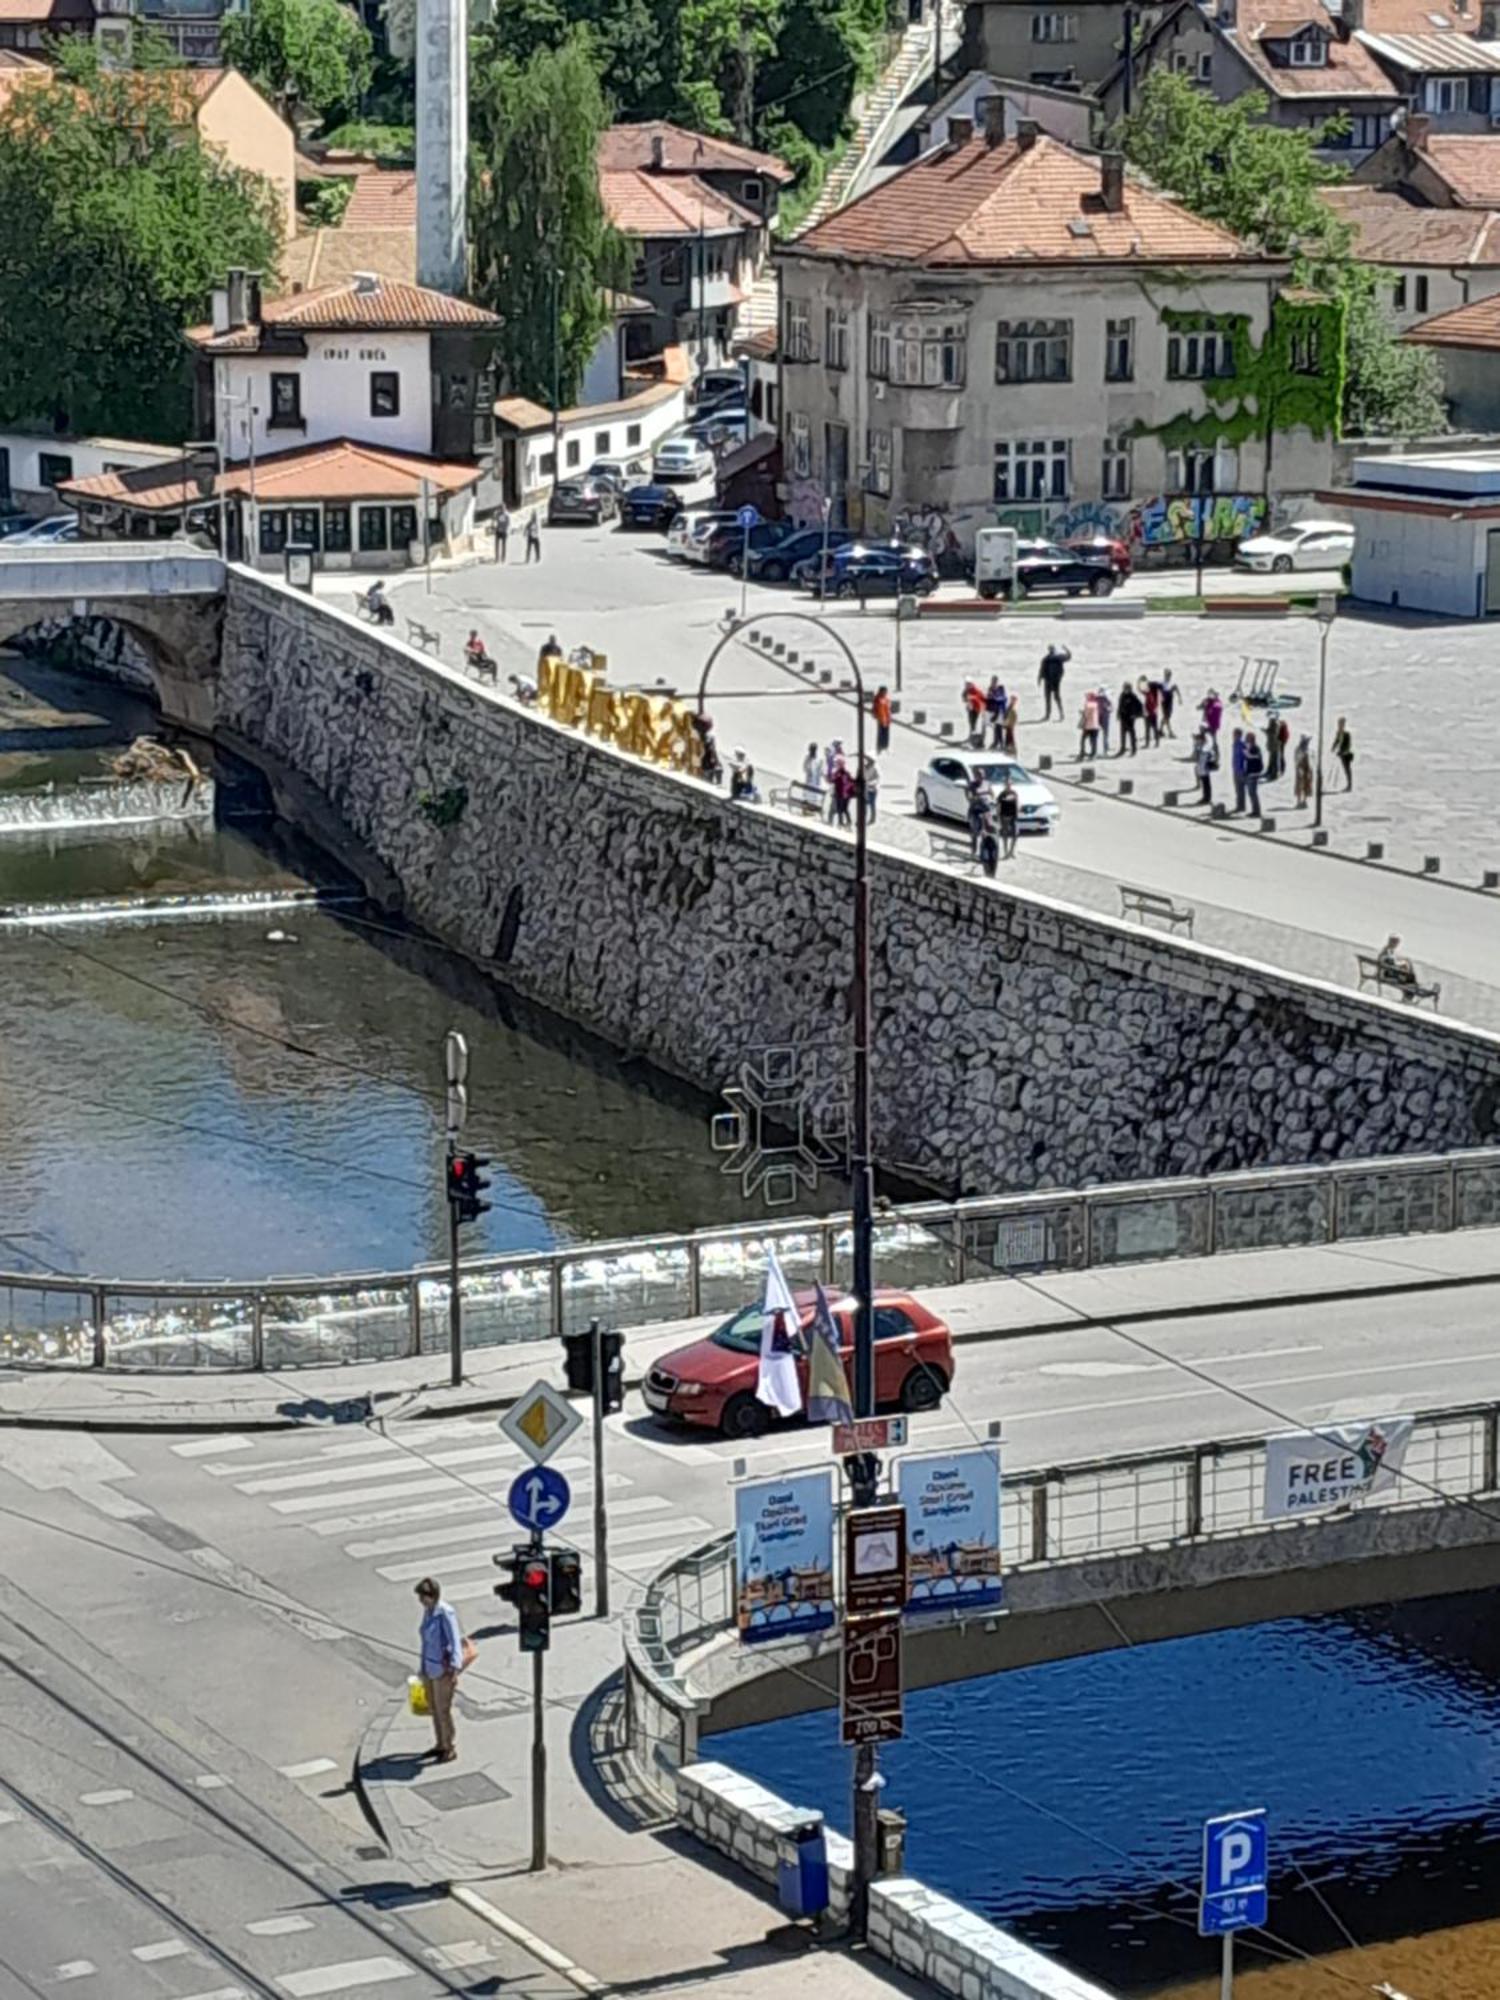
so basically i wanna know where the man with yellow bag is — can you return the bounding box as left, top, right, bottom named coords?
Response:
left=414, top=1578, right=474, bottom=1763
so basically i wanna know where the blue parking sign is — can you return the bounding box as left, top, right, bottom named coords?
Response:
left=737, top=504, right=760, bottom=529
left=1200, top=1810, right=1268, bottom=1937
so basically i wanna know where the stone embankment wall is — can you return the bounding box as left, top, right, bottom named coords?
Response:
left=216, top=572, right=1500, bottom=1193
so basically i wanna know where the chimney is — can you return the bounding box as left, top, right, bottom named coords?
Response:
left=225, top=267, right=246, bottom=329
left=1015, top=117, right=1040, bottom=151
left=947, top=113, right=974, bottom=146
left=1341, top=0, right=1363, bottom=29
left=211, top=285, right=230, bottom=335
left=1405, top=110, right=1431, bottom=151
left=651, top=132, right=665, bottom=170
left=1100, top=151, right=1125, bottom=212
left=977, top=92, right=1006, bottom=145
left=245, top=272, right=263, bottom=325
left=353, top=271, right=381, bottom=295
left=1219, top=0, right=1236, bottom=26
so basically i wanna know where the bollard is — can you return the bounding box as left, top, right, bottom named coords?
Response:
left=890, top=699, right=902, bottom=716
left=786, top=650, right=799, bottom=666
left=1424, top=855, right=1440, bottom=875
left=1485, top=870, right=1499, bottom=890
left=1259, top=815, right=1277, bottom=832
left=1037, top=753, right=1052, bottom=771
left=1211, top=802, right=1227, bottom=819
left=1312, top=829, right=1329, bottom=847
left=1367, top=841, right=1385, bottom=861
left=1163, top=790, right=1181, bottom=807
left=939, top=720, right=955, bottom=737
left=1118, top=778, right=1133, bottom=797
left=819, top=668, right=834, bottom=684
left=801, top=658, right=816, bottom=676
left=772, top=641, right=786, bottom=659
left=912, top=709, right=927, bottom=726
left=1079, top=767, right=1096, bottom=786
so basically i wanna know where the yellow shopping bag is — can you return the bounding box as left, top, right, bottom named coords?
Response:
left=407, top=1675, right=430, bottom=1718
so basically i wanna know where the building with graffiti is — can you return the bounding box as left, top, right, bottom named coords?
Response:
left=774, top=108, right=1342, bottom=564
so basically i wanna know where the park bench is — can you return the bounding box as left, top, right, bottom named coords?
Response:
left=1356, top=954, right=1441, bottom=1009
left=405, top=616, right=441, bottom=654
left=771, top=780, right=826, bottom=818
left=1120, top=885, right=1194, bottom=937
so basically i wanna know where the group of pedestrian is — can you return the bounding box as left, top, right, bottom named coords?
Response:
left=800, top=739, right=880, bottom=824
left=965, top=766, right=1020, bottom=875
left=1191, top=692, right=1349, bottom=813
left=962, top=676, right=1020, bottom=753
left=491, top=504, right=542, bottom=564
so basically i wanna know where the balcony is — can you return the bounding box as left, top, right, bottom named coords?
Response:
left=873, top=381, right=965, bottom=431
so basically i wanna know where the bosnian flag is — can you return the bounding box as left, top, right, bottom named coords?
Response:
left=806, top=1282, right=854, bottom=1427
left=755, top=1248, right=804, bottom=1418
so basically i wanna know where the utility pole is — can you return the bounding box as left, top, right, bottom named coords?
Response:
left=1122, top=0, right=1136, bottom=115
left=550, top=264, right=563, bottom=497
left=1313, top=592, right=1336, bottom=831
left=531, top=1539, right=548, bottom=1873
left=591, top=1315, right=610, bottom=1619
left=442, top=1031, right=489, bottom=1388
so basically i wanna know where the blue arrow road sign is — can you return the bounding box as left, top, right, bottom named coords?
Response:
left=737, top=504, right=760, bottom=529
left=508, top=1465, right=571, bottom=1535
left=1200, top=1810, right=1268, bottom=1937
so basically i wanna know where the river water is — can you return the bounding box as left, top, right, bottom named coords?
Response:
left=714, top=1589, right=1500, bottom=1995
left=0, top=653, right=839, bottom=1282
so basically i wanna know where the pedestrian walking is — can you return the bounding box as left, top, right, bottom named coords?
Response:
left=1143, top=679, right=1162, bottom=748
left=1264, top=714, right=1287, bottom=783
left=985, top=676, right=1007, bottom=748
left=830, top=755, right=856, bottom=826
left=1201, top=689, right=1223, bottom=741
left=824, top=739, right=844, bottom=787
left=729, top=749, right=761, bottom=802
left=1243, top=730, right=1265, bottom=816
left=966, top=773, right=993, bottom=857
left=1332, top=716, right=1355, bottom=790
left=1117, top=681, right=1143, bottom=756
left=1038, top=642, right=1071, bottom=722
left=997, top=779, right=1019, bottom=859
left=861, top=754, right=880, bottom=822
left=1231, top=727, right=1247, bottom=813
left=525, top=512, right=542, bottom=563
left=1161, top=669, right=1178, bottom=738
left=1095, top=686, right=1113, bottom=757
left=962, top=680, right=986, bottom=746
left=977, top=805, right=1000, bottom=878
left=1194, top=728, right=1216, bottom=806
left=801, top=741, right=825, bottom=814
left=1002, top=693, right=1019, bottom=755
left=872, top=685, right=892, bottom=755
left=414, top=1578, right=471, bottom=1764
left=1294, top=733, right=1314, bottom=808
left=1079, top=690, right=1100, bottom=761
left=492, top=503, right=511, bottom=563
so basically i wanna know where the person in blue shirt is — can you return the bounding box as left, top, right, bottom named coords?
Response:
left=414, top=1578, right=466, bottom=1762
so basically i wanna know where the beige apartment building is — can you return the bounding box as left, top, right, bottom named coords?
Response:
left=775, top=109, right=1338, bottom=556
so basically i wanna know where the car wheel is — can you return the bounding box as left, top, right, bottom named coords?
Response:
left=837, top=578, right=857, bottom=598
left=978, top=584, right=995, bottom=601
left=1091, top=574, right=1113, bottom=597
left=914, top=787, right=931, bottom=818
left=719, top=1392, right=768, bottom=1440
left=900, top=1366, right=946, bottom=1414
left=1272, top=554, right=1293, bottom=574
left=761, top=560, right=787, bottom=582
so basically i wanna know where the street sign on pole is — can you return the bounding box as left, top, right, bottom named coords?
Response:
left=508, top=1465, right=571, bottom=1535
left=832, top=1417, right=907, bottom=1456
left=841, top=1612, right=903, bottom=1745
left=736, top=505, right=760, bottom=529
left=500, top=1380, right=583, bottom=1465
left=844, top=1504, right=907, bottom=1619
left=1200, top=1809, right=1268, bottom=1936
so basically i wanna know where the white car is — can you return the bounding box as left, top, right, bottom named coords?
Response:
left=654, top=437, right=716, bottom=483
left=913, top=753, right=1060, bottom=833
left=1235, top=519, right=1353, bottom=573
left=668, top=510, right=736, bottom=563
left=584, top=455, right=651, bottom=492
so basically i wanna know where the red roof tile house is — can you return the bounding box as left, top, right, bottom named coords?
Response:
left=774, top=112, right=1341, bottom=552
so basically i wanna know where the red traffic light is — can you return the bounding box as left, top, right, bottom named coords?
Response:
left=522, top=1563, right=549, bottom=1590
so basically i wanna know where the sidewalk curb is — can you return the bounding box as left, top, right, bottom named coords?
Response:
left=0, top=1260, right=1494, bottom=1432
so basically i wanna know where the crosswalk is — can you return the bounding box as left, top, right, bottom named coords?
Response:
left=173, top=1418, right=713, bottom=1603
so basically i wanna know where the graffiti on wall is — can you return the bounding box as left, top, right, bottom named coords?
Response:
left=1130, top=493, right=1268, bottom=547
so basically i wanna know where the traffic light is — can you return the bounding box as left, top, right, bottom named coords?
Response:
left=561, top=1319, right=625, bottom=1414
left=515, top=1555, right=551, bottom=1652
left=447, top=1149, right=492, bottom=1224
left=549, top=1547, right=582, bottom=1617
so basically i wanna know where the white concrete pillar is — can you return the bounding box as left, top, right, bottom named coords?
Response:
left=416, top=0, right=468, bottom=296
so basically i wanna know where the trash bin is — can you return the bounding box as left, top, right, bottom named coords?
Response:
left=775, top=1815, right=829, bottom=1918
left=876, top=1806, right=907, bottom=1877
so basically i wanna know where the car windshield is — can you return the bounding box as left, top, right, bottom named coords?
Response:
left=709, top=1304, right=784, bottom=1354
left=971, top=763, right=1024, bottom=785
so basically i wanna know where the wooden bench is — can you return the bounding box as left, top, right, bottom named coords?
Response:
left=1356, top=954, right=1441, bottom=1009
left=464, top=648, right=498, bottom=685
left=1120, top=885, right=1194, bottom=937
left=405, top=616, right=441, bottom=654
left=770, top=780, right=826, bottom=818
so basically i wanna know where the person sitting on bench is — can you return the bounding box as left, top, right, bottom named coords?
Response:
left=361, top=580, right=394, bottom=626
left=464, top=630, right=495, bottom=674
left=1376, top=935, right=1416, bottom=987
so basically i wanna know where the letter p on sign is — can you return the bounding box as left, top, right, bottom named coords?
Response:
left=1219, top=1830, right=1253, bottom=1887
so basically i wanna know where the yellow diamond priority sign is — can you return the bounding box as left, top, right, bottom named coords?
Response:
left=500, top=1378, right=583, bottom=1465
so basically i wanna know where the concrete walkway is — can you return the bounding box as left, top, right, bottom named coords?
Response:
left=6, top=1224, right=1500, bottom=1430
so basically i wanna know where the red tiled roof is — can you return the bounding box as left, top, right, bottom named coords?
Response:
left=1360, top=0, right=1477, bottom=32
left=341, top=168, right=417, bottom=230
left=1414, top=133, right=1500, bottom=202
left=791, top=133, right=1252, bottom=266
left=1403, top=292, right=1500, bottom=345
left=186, top=275, right=499, bottom=348
left=0, top=46, right=49, bottom=63
left=600, top=168, right=758, bottom=238
left=1323, top=184, right=1500, bottom=260
left=61, top=439, right=481, bottom=510
left=0, top=0, right=89, bottom=20
left=597, top=120, right=792, bottom=185
left=282, top=226, right=415, bottom=291
left=1221, top=0, right=1401, bottom=96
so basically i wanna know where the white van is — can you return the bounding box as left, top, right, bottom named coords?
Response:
left=974, top=526, right=1018, bottom=600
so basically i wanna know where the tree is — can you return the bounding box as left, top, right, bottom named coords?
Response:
left=0, top=65, right=281, bottom=442
left=469, top=35, right=629, bottom=407
left=1114, top=71, right=1448, bottom=436
left=221, top=0, right=373, bottom=125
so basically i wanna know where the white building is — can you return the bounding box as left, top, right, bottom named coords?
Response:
left=1323, top=446, right=1500, bottom=613
left=774, top=109, right=1338, bottom=559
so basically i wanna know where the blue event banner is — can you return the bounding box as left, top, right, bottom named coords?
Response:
left=735, top=1469, right=837, bottom=1645
left=898, top=1447, right=1003, bottom=1616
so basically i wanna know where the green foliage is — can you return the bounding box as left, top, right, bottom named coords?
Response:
left=0, top=65, right=281, bottom=442
left=470, top=34, right=629, bottom=406
left=1147, top=297, right=1346, bottom=452
left=1115, top=71, right=1448, bottom=439
left=299, top=175, right=354, bottom=224
left=419, top=783, right=469, bottom=827
left=221, top=0, right=374, bottom=124
left=319, top=120, right=415, bottom=162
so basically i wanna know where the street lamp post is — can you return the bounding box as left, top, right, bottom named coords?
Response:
left=696, top=610, right=882, bottom=1935
left=1313, top=591, right=1337, bottom=831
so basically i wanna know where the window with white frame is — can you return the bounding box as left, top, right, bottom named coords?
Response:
left=995, top=318, right=1072, bottom=383
left=1392, top=275, right=1408, bottom=311
left=784, top=299, right=814, bottom=361
left=1031, top=10, right=1078, bottom=38
left=826, top=306, right=850, bottom=370
left=789, top=411, right=811, bottom=477
left=1197, top=49, right=1212, bottom=81
left=993, top=437, right=1070, bottom=502
left=865, top=427, right=892, bottom=494
left=1105, top=317, right=1134, bottom=383
left=1102, top=432, right=1132, bottom=501
left=1288, top=323, right=1321, bottom=374
left=869, top=318, right=891, bottom=379
left=1166, top=326, right=1236, bottom=379
left=1428, top=76, right=1462, bottom=112
left=869, top=315, right=966, bottom=386
left=1285, top=30, right=1326, bottom=64
left=1168, top=443, right=1238, bottom=494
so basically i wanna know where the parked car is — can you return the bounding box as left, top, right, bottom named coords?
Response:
left=1235, top=519, right=1354, bottom=573
left=0, top=511, right=36, bottom=540
left=692, top=367, right=747, bottom=410
left=685, top=405, right=748, bottom=441
left=703, top=519, right=791, bottom=570
left=653, top=437, right=716, bottom=482
left=666, top=508, right=736, bottom=558
left=912, top=752, right=1060, bottom=833
left=584, top=455, right=652, bottom=493
left=1061, top=532, right=1132, bottom=579
left=1009, top=540, right=1115, bottom=598
left=748, top=526, right=856, bottom=582
left=11, top=513, right=78, bottom=544
left=680, top=512, right=742, bottom=564
left=794, top=541, right=938, bottom=598
left=548, top=478, right=617, bottom=526
left=642, top=1286, right=956, bottom=1436
left=620, top=483, right=684, bottom=531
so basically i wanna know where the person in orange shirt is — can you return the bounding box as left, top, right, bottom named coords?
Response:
left=872, top=684, right=892, bottom=754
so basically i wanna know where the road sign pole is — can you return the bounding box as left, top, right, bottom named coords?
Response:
left=592, top=1317, right=609, bottom=1620
left=444, top=1031, right=469, bottom=1390
left=447, top=1192, right=462, bottom=1390
left=531, top=1645, right=547, bottom=1871
left=1220, top=1934, right=1233, bottom=2000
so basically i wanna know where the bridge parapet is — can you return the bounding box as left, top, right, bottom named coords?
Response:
left=0, top=539, right=224, bottom=599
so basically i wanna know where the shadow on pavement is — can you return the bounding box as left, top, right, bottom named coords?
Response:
left=361, top=1751, right=429, bottom=1786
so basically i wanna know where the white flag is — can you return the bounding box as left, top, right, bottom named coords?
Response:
left=756, top=1248, right=804, bottom=1418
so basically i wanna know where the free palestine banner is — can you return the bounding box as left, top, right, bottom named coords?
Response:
left=1263, top=1417, right=1414, bottom=1520
left=734, top=1469, right=836, bottom=1645
left=898, top=1447, right=1003, bottom=1615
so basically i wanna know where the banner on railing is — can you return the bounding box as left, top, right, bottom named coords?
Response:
left=898, top=1446, right=1003, bottom=1615
left=1263, top=1417, right=1414, bottom=1520
left=734, top=1469, right=836, bottom=1645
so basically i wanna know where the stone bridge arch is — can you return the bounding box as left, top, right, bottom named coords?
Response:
left=0, top=587, right=224, bottom=731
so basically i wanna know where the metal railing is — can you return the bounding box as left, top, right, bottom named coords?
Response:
left=4, top=1146, right=1500, bottom=1372
left=621, top=1394, right=1500, bottom=1805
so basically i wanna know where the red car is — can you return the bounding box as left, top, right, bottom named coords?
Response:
left=1062, top=532, right=1132, bottom=579
left=642, top=1287, right=955, bottom=1438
